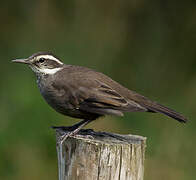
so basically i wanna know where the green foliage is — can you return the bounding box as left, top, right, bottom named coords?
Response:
left=0, top=0, right=195, bottom=179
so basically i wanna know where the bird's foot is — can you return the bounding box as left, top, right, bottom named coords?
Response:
left=59, top=131, right=73, bottom=145
left=52, top=120, right=93, bottom=145
left=51, top=126, right=77, bottom=144
left=57, top=130, right=94, bottom=145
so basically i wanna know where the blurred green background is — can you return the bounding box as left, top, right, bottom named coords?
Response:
left=0, top=0, right=195, bottom=179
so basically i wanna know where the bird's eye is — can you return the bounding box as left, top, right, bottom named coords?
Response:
left=39, top=58, right=45, bottom=63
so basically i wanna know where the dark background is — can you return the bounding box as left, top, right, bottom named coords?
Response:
left=0, top=0, right=195, bottom=179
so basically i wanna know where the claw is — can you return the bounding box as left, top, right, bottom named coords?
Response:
left=54, top=119, right=94, bottom=144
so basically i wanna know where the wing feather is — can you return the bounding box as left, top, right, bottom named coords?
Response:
left=52, top=71, right=147, bottom=116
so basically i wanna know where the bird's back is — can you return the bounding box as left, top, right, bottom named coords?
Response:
left=13, top=52, right=188, bottom=123
left=49, top=65, right=187, bottom=122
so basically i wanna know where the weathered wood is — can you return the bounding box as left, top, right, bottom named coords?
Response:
left=55, top=129, right=146, bottom=180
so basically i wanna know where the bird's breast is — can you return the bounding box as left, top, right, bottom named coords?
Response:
left=36, top=75, right=101, bottom=120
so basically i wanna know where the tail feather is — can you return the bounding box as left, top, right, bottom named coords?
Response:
left=131, top=92, right=188, bottom=123
left=145, top=102, right=188, bottom=123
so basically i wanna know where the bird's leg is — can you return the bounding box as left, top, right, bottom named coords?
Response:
left=52, top=119, right=92, bottom=144
left=52, top=119, right=91, bottom=131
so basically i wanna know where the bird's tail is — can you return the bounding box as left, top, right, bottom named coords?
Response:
left=131, top=91, right=188, bottom=123
left=144, top=102, right=188, bottom=123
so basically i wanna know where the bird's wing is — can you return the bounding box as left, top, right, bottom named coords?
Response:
left=52, top=76, right=146, bottom=116
left=79, top=80, right=148, bottom=116
left=52, top=67, right=187, bottom=122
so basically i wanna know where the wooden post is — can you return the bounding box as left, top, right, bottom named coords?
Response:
left=55, top=129, right=146, bottom=180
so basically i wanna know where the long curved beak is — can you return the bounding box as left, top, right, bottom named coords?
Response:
left=12, top=59, right=30, bottom=64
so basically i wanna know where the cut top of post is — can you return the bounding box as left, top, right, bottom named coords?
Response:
left=55, top=129, right=146, bottom=180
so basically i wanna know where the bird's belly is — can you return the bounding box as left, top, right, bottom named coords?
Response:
left=40, top=89, right=99, bottom=120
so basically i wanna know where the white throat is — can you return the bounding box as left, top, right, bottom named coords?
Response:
left=39, top=67, right=63, bottom=74
left=30, top=66, right=63, bottom=75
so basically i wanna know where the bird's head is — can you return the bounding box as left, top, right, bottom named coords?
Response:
left=12, top=52, right=64, bottom=75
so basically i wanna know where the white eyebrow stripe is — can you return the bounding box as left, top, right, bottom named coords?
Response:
left=37, top=55, right=63, bottom=64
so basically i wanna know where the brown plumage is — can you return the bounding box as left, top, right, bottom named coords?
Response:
left=12, top=52, right=188, bottom=141
left=48, top=65, right=187, bottom=123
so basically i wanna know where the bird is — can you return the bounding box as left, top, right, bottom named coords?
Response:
left=12, top=52, right=188, bottom=142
